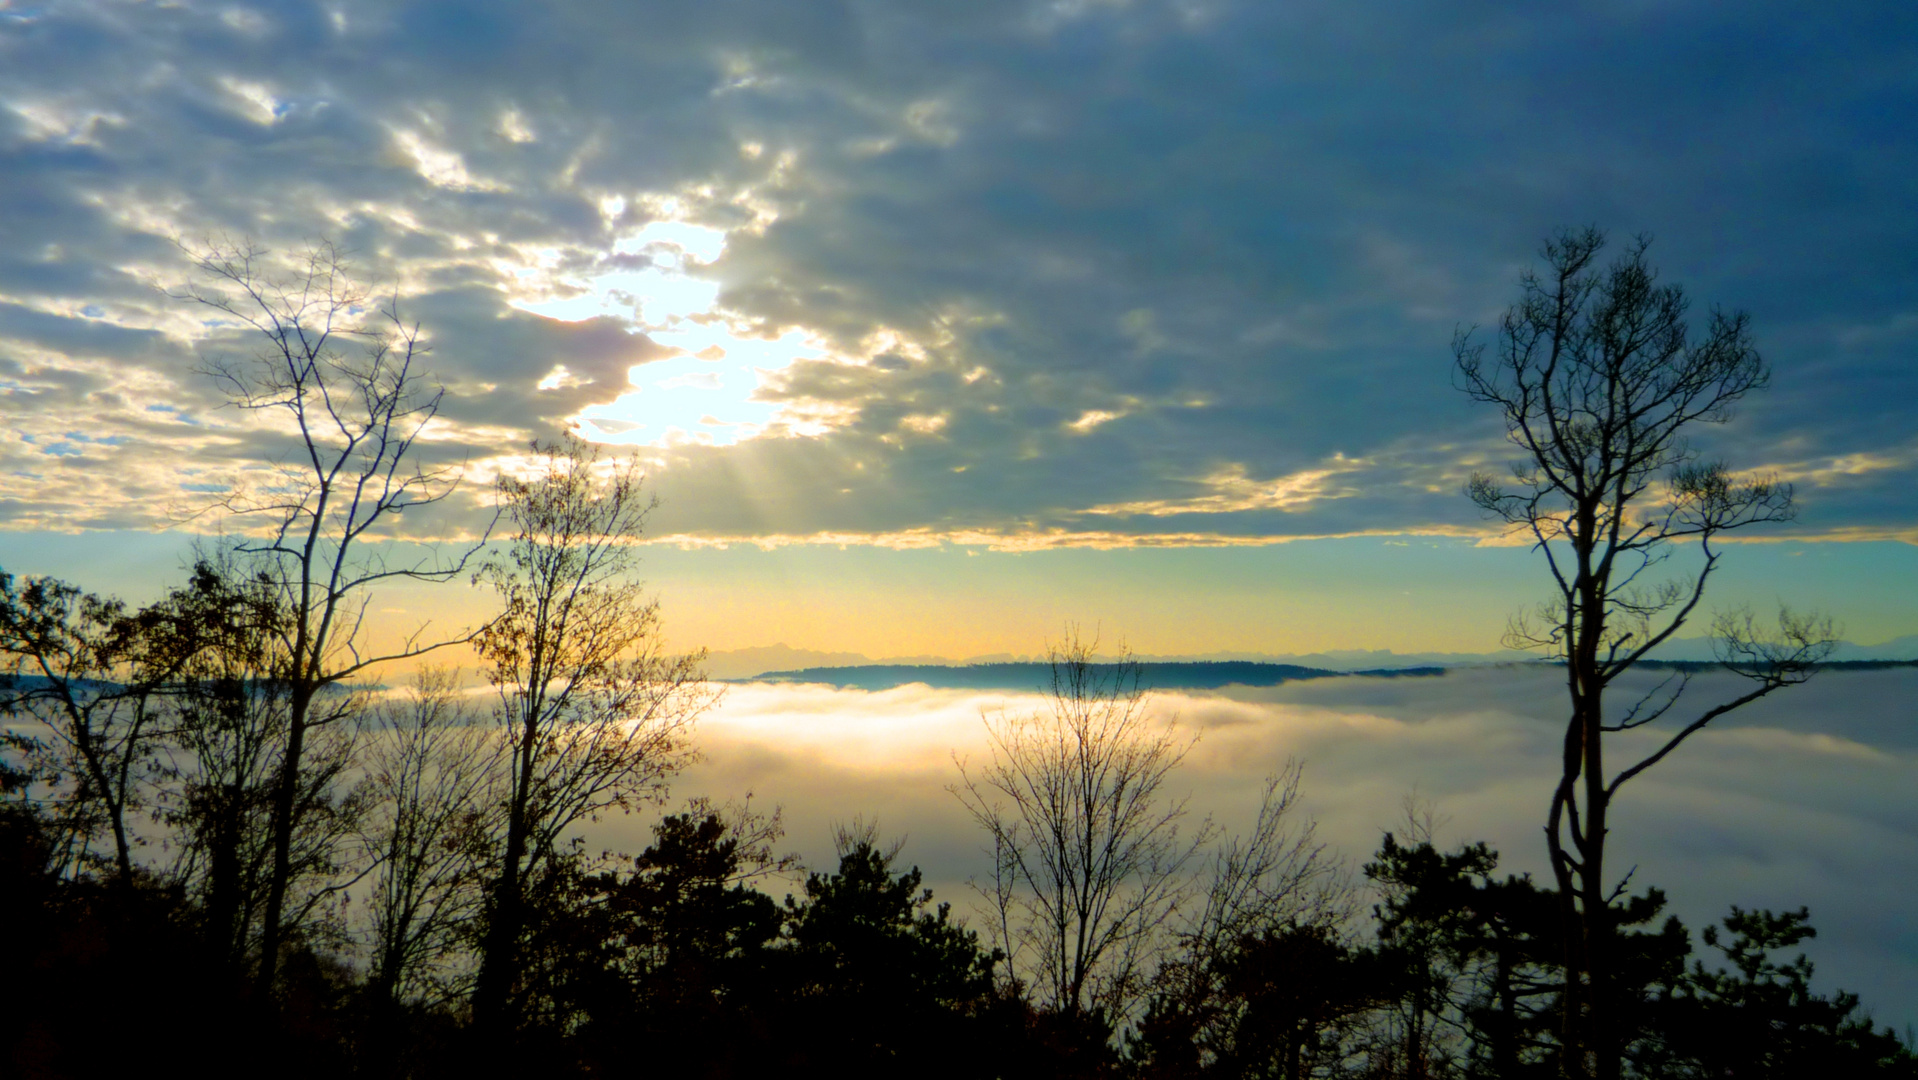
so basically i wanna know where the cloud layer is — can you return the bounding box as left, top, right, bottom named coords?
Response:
left=601, top=665, right=1918, bottom=1032
left=3, top=0, right=1915, bottom=547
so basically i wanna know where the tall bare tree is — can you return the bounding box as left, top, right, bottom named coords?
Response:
left=1454, top=227, right=1834, bottom=1080
left=952, top=631, right=1211, bottom=1024
left=470, top=434, right=716, bottom=1031
left=177, top=239, right=486, bottom=991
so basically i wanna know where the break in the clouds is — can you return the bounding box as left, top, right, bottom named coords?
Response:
left=2, top=0, right=1916, bottom=547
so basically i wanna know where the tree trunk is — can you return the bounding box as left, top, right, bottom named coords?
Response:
left=473, top=726, right=535, bottom=1030
left=471, top=842, right=524, bottom=1029
left=1549, top=714, right=1586, bottom=1078
left=206, top=786, right=243, bottom=965
left=255, top=682, right=311, bottom=991
left=1492, top=936, right=1520, bottom=1079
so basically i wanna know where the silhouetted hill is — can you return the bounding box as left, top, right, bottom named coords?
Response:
left=705, top=636, right=1918, bottom=680
left=1633, top=658, right=1918, bottom=673
left=747, top=661, right=1447, bottom=692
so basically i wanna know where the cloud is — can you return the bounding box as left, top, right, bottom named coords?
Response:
left=0, top=0, right=1913, bottom=550
left=1080, top=457, right=1367, bottom=517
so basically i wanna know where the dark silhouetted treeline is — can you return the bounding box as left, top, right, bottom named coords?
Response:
left=3, top=758, right=1911, bottom=1078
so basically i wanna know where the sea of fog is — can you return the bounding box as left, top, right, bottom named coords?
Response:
left=571, top=664, right=1918, bottom=1034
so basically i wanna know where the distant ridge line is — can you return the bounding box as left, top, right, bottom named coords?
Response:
left=1631, top=658, right=1918, bottom=673
left=736, top=657, right=1918, bottom=692
left=743, top=660, right=1448, bottom=692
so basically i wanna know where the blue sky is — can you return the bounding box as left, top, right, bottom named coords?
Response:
left=1, top=0, right=1916, bottom=656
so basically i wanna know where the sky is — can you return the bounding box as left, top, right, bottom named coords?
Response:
left=2, top=0, right=1916, bottom=659
left=2, top=0, right=1916, bottom=1037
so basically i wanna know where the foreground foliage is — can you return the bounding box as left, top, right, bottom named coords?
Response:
left=3, top=755, right=1909, bottom=1080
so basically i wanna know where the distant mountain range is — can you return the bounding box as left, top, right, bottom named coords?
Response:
left=748, top=661, right=1448, bottom=693
left=698, top=643, right=1526, bottom=680
left=701, top=644, right=1017, bottom=681
left=1634, top=634, right=1918, bottom=664
left=705, top=636, right=1918, bottom=685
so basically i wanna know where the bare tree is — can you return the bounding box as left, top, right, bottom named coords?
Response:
left=1144, top=760, right=1354, bottom=1071
left=177, top=239, right=487, bottom=990
left=469, top=434, right=717, bottom=1031
left=358, top=668, right=500, bottom=1010
left=1454, top=228, right=1835, bottom=1080
left=1189, top=760, right=1348, bottom=953
left=952, top=630, right=1211, bottom=1024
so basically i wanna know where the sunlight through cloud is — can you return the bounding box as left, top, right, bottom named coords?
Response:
left=502, top=217, right=863, bottom=447
left=577, top=327, right=831, bottom=447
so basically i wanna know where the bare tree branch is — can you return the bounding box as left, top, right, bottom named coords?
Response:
left=1454, top=227, right=1833, bottom=1080
left=173, top=237, right=491, bottom=991
left=951, top=628, right=1212, bottom=1023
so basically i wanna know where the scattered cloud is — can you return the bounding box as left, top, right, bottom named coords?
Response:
left=1081, top=457, right=1367, bottom=517
left=0, top=0, right=1912, bottom=551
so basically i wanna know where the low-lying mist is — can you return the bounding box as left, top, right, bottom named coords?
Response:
left=574, top=664, right=1918, bottom=1033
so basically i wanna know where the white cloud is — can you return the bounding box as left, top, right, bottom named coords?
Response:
left=390, top=128, right=504, bottom=192
left=217, top=76, right=284, bottom=125
left=1082, top=457, right=1367, bottom=517
left=1067, top=408, right=1123, bottom=433
left=497, top=107, right=536, bottom=144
